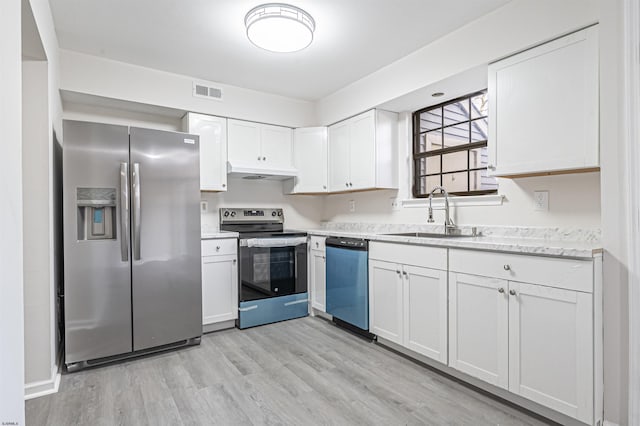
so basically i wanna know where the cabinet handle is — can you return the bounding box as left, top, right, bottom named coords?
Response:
left=503, top=264, right=511, bottom=271
left=216, top=246, right=220, bottom=251
left=402, top=271, right=407, bottom=276
left=488, top=164, right=495, bottom=170
left=315, top=242, right=319, bottom=248
left=396, top=270, right=401, bottom=275
left=509, top=289, right=517, bottom=296
left=498, top=287, right=505, bottom=293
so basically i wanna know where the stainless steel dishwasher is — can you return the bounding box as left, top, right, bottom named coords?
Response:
left=325, top=237, right=373, bottom=339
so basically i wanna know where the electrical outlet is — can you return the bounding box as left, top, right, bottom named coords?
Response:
left=390, top=197, right=401, bottom=211
left=533, top=191, right=549, bottom=211
left=349, top=200, right=356, bottom=213
left=200, top=201, right=208, bottom=213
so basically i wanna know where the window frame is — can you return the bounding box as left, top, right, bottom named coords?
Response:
left=412, top=89, right=497, bottom=198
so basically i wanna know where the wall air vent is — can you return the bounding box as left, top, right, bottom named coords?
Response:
left=193, top=82, right=223, bottom=101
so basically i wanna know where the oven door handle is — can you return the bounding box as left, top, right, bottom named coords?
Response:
left=240, top=237, right=307, bottom=248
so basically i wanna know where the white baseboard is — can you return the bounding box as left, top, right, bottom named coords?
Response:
left=603, top=421, right=620, bottom=426
left=24, top=362, right=61, bottom=400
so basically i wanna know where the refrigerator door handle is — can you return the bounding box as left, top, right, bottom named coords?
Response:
left=119, top=162, right=129, bottom=262
left=132, top=162, right=141, bottom=260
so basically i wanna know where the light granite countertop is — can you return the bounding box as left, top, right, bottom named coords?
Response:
left=306, top=223, right=602, bottom=259
left=201, top=231, right=239, bottom=240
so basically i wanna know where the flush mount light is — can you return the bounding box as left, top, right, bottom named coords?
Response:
left=245, top=3, right=315, bottom=53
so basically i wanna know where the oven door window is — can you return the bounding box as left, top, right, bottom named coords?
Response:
left=240, top=245, right=307, bottom=302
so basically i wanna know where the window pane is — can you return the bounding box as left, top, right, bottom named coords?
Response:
left=419, top=109, right=442, bottom=132
left=442, top=151, right=467, bottom=173
left=471, top=118, right=488, bottom=142
left=443, top=100, right=469, bottom=126
left=469, top=146, right=490, bottom=169
left=418, top=175, right=442, bottom=194
left=471, top=92, right=488, bottom=118
left=426, top=156, right=441, bottom=175
left=443, top=123, right=469, bottom=148
left=425, top=129, right=443, bottom=151
left=442, top=171, right=468, bottom=193
left=470, top=169, right=499, bottom=191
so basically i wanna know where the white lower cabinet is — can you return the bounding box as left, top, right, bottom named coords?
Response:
left=369, top=243, right=448, bottom=363
left=448, top=248, right=600, bottom=425
left=309, top=236, right=326, bottom=312
left=201, top=239, right=238, bottom=328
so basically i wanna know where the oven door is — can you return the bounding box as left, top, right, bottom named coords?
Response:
left=238, top=237, right=307, bottom=302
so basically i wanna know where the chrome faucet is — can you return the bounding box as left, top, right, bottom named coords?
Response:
left=427, top=186, right=456, bottom=234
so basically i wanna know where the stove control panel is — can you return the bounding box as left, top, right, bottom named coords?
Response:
left=220, top=208, right=284, bottom=224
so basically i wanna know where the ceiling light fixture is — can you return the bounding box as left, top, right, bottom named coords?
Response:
left=245, top=3, right=315, bottom=53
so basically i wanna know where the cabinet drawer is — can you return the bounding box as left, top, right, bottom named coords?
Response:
left=310, top=236, right=326, bottom=251
left=449, top=249, right=593, bottom=293
left=369, top=242, right=447, bottom=270
left=202, top=238, right=237, bottom=256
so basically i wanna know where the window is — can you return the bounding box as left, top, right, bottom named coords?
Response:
left=412, top=90, right=498, bottom=197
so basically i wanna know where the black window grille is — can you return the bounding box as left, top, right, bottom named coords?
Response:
left=412, top=90, right=498, bottom=198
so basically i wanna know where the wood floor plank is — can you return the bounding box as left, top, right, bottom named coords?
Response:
left=26, top=317, right=551, bottom=426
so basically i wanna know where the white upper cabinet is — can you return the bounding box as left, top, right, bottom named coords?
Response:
left=183, top=113, right=228, bottom=191
left=488, top=26, right=599, bottom=177
left=227, top=119, right=294, bottom=173
left=285, top=127, right=328, bottom=194
left=328, top=109, right=398, bottom=192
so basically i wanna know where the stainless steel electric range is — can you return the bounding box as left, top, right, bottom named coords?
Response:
left=219, top=208, right=308, bottom=329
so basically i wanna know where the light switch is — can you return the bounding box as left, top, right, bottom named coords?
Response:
left=200, top=201, right=208, bottom=213
left=349, top=200, right=356, bottom=213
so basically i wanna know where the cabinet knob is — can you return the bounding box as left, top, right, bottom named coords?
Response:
left=216, top=246, right=220, bottom=251
left=509, top=289, right=517, bottom=296
left=323, top=185, right=326, bottom=189
left=222, top=184, right=226, bottom=188
left=503, top=264, right=511, bottom=271
left=263, top=156, right=267, bottom=161
left=488, top=164, right=495, bottom=170
left=345, top=183, right=349, bottom=187
left=315, top=242, right=319, bottom=248
left=498, top=287, right=505, bottom=293
left=233, top=259, right=236, bottom=264
left=349, top=182, right=353, bottom=187
left=402, top=271, right=407, bottom=276
left=257, top=156, right=261, bottom=160
left=396, top=270, right=401, bottom=275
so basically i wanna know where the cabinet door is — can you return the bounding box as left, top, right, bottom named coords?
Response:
left=349, top=110, right=377, bottom=190
left=369, top=260, right=403, bottom=344
left=488, top=26, right=598, bottom=176
left=227, top=119, right=261, bottom=167
left=309, top=249, right=326, bottom=312
left=328, top=120, right=351, bottom=192
left=261, top=124, right=293, bottom=169
left=186, top=113, right=227, bottom=191
left=201, top=255, right=238, bottom=325
left=403, top=265, right=448, bottom=364
left=292, top=127, right=328, bottom=193
left=449, top=272, right=509, bottom=389
left=508, top=282, right=593, bottom=424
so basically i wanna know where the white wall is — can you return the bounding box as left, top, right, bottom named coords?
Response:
left=0, top=0, right=25, bottom=423
left=201, top=178, right=324, bottom=232
left=316, top=0, right=598, bottom=125
left=22, top=0, right=63, bottom=400
left=63, top=101, right=182, bottom=132
left=59, top=49, right=316, bottom=128
left=599, top=1, right=629, bottom=424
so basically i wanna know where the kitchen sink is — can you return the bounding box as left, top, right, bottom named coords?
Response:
left=382, top=232, right=472, bottom=239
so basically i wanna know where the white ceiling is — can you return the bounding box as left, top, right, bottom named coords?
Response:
left=49, top=0, right=511, bottom=101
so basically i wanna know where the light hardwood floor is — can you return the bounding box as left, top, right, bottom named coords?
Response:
left=26, top=317, right=552, bottom=425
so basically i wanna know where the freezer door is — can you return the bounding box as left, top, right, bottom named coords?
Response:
left=63, top=120, right=133, bottom=364
left=129, top=127, right=202, bottom=351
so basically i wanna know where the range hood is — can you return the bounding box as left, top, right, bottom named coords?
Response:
left=226, top=162, right=298, bottom=181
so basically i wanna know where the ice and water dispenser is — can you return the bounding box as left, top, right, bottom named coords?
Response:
left=76, top=188, right=117, bottom=240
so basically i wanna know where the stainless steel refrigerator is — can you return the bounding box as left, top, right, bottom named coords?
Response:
left=62, top=120, right=202, bottom=371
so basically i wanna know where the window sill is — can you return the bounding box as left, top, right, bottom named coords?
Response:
left=401, top=194, right=505, bottom=209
